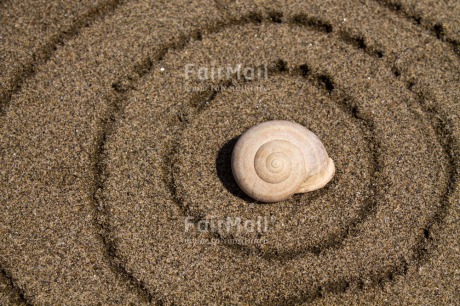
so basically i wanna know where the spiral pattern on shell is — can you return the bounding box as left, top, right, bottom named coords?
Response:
left=232, top=120, right=335, bottom=202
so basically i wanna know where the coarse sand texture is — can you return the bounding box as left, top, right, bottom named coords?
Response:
left=0, top=0, right=459, bottom=305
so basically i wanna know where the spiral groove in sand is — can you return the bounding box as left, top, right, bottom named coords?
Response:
left=0, top=0, right=458, bottom=304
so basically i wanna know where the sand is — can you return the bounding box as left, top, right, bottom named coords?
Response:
left=0, top=0, right=459, bottom=305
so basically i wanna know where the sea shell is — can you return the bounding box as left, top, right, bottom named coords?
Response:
left=231, top=120, right=335, bottom=202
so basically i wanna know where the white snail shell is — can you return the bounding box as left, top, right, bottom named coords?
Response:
left=231, top=120, right=335, bottom=203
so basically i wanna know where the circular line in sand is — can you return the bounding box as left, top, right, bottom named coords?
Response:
left=170, top=67, right=378, bottom=257
left=98, top=19, right=453, bottom=303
